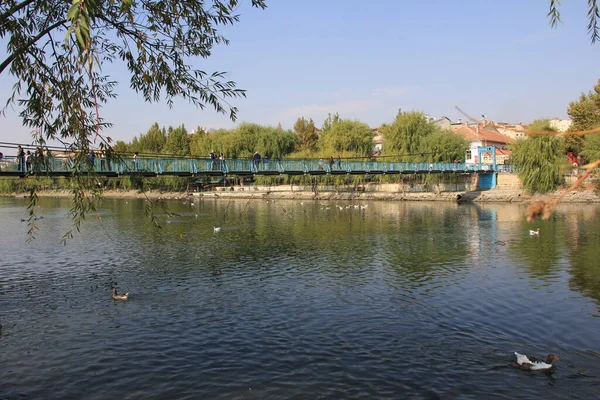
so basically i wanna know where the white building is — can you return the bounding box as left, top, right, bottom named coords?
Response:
left=549, top=118, right=572, bottom=133
left=452, top=124, right=513, bottom=164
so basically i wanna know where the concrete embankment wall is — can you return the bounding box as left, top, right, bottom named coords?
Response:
left=198, top=172, right=600, bottom=203
left=12, top=173, right=600, bottom=203
left=496, top=173, right=523, bottom=190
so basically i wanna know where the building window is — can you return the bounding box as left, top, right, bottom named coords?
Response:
left=466, top=150, right=472, bottom=160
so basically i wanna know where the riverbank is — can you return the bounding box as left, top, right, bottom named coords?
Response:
left=4, top=185, right=600, bottom=203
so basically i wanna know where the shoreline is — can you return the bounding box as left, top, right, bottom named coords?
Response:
left=3, top=187, right=600, bottom=203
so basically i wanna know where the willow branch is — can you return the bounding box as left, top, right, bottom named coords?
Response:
left=0, top=19, right=67, bottom=75
left=0, top=0, right=38, bottom=26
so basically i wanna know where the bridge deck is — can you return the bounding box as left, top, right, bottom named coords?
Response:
left=0, top=156, right=500, bottom=177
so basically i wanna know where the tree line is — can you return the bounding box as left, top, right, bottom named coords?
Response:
left=112, top=111, right=469, bottom=163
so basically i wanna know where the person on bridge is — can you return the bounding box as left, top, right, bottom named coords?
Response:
left=219, top=152, right=225, bottom=170
left=209, top=151, right=216, bottom=170
left=17, top=145, right=24, bottom=172
left=252, top=151, right=261, bottom=172
left=89, top=150, right=96, bottom=170
left=25, top=150, right=32, bottom=172
left=105, top=146, right=113, bottom=171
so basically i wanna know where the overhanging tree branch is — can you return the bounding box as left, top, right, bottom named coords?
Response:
left=0, top=19, right=67, bottom=75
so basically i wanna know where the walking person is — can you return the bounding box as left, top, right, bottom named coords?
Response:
left=105, top=146, right=113, bottom=171
left=25, top=150, right=32, bottom=172
left=252, top=151, right=261, bottom=172
left=209, top=150, right=216, bottom=170
left=35, top=146, right=44, bottom=172
left=219, top=152, right=226, bottom=170
left=17, top=145, right=25, bottom=172
left=89, top=150, right=96, bottom=170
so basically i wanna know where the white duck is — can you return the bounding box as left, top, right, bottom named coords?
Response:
left=529, top=228, right=540, bottom=236
left=213, top=226, right=221, bottom=233
left=513, top=352, right=559, bottom=371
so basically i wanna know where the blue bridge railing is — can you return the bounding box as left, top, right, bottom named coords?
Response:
left=0, top=155, right=508, bottom=175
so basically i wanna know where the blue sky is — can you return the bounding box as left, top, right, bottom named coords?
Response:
left=1, top=0, right=600, bottom=145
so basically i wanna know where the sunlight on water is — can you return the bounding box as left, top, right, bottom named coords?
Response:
left=1, top=197, right=599, bottom=399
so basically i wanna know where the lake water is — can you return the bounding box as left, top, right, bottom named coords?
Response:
left=1, top=196, right=599, bottom=399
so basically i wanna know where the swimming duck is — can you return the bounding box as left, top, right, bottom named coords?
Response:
left=112, top=288, right=129, bottom=301
left=529, top=228, right=540, bottom=236
left=513, top=352, right=559, bottom=371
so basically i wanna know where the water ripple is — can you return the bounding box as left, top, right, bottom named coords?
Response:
left=1, top=199, right=600, bottom=399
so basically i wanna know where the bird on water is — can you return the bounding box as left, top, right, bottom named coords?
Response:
left=512, top=352, right=559, bottom=371
left=112, top=288, right=129, bottom=301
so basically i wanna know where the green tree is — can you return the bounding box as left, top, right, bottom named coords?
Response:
left=138, top=123, right=167, bottom=154
left=564, top=80, right=600, bottom=156
left=318, top=118, right=373, bottom=157
left=567, top=80, right=600, bottom=132
left=189, top=127, right=216, bottom=157
left=510, top=135, right=564, bottom=194
left=163, top=125, right=190, bottom=156
left=293, top=117, right=318, bottom=152
left=236, top=123, right=297, bottom=159
left=379, top=111, right=437, bottom=161
left=419, top=130, right=469, bottom=162
left=528, top=119, right=557, bottom=132
left=321, top=112, right=341, bottom=133
left=528, top=119, right=583, bottom=155
left=580, top=133, right=600, bottom=162
left=112, top=140, right=130, bottom=154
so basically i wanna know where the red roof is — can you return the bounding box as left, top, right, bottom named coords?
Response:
left=453, top=125, right=513, bottom=145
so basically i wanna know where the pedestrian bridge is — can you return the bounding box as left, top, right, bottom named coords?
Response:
left=0, top=155, right=506, bottom=178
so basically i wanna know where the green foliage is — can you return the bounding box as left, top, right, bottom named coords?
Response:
left=186, top=122, right=297, bottom=159
left=293, top=117, right=318, bottom=152
left=581, top=133, right=600, bottom=162
left=419, top=130, right=469, bottom=162
left=528, top=119, right=557, bottom=132
left=321, top=112, right=340, bottom=132
left=379, top=111, right=436, bottom=160
left=379, top=110, right=468, bottom=162
left=318, top=117, right=373, bottom=156
left=112, top=140, right=130, bottom=153
left=138, top=123, right=167, bottom=154
left=510, top=136, right=564, bottom=194
left=163, top=125, right=190, bottom=156
left=567, top=80, right=600, bottom=132
left=562, top=134, right=585, bottom=155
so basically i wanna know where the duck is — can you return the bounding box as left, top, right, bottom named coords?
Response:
left=529, top=228, right=540, bottom=236
left=213, top=226, right=221, bottom=233
left=512, top=352, right=559, bottom=371
left=112, top=288, right=129, bottom=301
